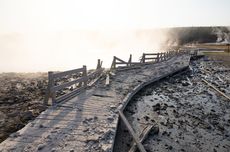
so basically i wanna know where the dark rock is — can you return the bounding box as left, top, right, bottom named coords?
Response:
left=144, top=116, right=150, bottom=121
left=152, top=103, right=161, bottom=111
left=20, top=111, right=34, bottom=121
left=161, top=103, right=168, bottom=110
left=182, top=81, right=190, bottom=86
left=149, top=125, right=159, bottom=136
left=37, top=144, right=46, bottom=150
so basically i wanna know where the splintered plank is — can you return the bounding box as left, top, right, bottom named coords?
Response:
left=118, top=110, right=146, bottom=152
left=129, top=125, right=154, bottom=152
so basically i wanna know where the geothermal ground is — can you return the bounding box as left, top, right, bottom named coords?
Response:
left=0, top=73, right=47, bottom=142
left=114, top=57, right=230, bottom=152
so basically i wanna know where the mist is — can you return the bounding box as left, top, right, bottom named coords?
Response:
left=0, top=29, right=168, bottom=72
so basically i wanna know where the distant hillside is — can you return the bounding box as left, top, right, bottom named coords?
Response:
left=165, top=26, right=230, bottom=46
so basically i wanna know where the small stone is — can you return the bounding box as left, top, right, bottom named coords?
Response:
left=149, top=125, right=159, bottom=135
left=37, top=144, right=46, bottom=150
left=168, top=146, right=173, bottom=150
left=152, top=103, right=161, bottom=111
left=182, top=81, right=190, bottom=86
left=107, top=117, right=114, bottom=122
left=144, top=116, right=150, bottom=121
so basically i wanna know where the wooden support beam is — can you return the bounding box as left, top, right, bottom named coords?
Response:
left=129, top=125, right=154, bottom=152
left=97, top=59, right=101, bottom=69
left=118, top=110, right=146, bottom=152
left=142, top=53, right=145, bottom=63
left=156, top=53, right=160, bottom=62
left=128, top=54, right=132, bottom=66
left=105, top=74, right=110, bottom=86
left=82, top=65, right=87, bottom=87
left=44, top=71, right=54, bottom=106
left=202, top=79, right=230, bottom=101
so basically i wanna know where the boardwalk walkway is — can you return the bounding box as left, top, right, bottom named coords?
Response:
left=0, top=54, right=191, bottom=152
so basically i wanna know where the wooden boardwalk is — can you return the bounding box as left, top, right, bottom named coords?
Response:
left=0, top=54, right=191, bottom=152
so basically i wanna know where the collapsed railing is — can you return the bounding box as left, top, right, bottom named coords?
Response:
left=44, top=59, right=103, bottom=106
left=110, top=50, right=188, bottom=70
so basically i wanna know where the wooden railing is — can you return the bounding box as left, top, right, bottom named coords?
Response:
left=111, top=50, right=188, bottom=70
left=44, top=59, right=104, bottom=105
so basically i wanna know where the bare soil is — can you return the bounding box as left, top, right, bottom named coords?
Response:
left=0, top=73, right=48, bottom=142
left=114, top=58, right=230, bottom=152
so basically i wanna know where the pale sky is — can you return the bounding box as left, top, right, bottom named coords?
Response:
left=0, top=0, right=230, bottom=72
left=1, top=0, right=230, bottom=32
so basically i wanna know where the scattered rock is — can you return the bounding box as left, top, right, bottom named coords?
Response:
left=149, top=125, right=159, bottom=136
left=152, top=103, right=161, bottom=111
left=37, top=143, right=46, bottom=150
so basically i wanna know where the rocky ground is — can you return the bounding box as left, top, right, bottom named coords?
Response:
left=0, top=73, right=48, bottom=142
left=115, top=57, right=230, bottom=152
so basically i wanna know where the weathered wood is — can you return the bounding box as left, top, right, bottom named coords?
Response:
left=143, top=53, right=159, bottom=55
left=142, top=53, right=145, bottom=63
left=128, top=54, right=132, bottom=66
left=118, top=110, right=146, bottom=152
left=55, top=86, right=86, bottom=103
left=88, top=70, right=103, bottom=87
left=44, top=71, right=54, bottom=105
left=144, top=57, right=158, bottom=60
left=96, top=59, right=101, bottom=69
left=51, top=77, right=87, bottom=92
left=156, top=53, right=160, bottom=62
left=115, top=56, right=127, bottom=63
left=129, top=125, right=154, bottom=152
left=52, top=67, right=84, bottom=79
left=115, top=62, right=128, bottom=65
left=82, top=65, right=87, bottom=87
left=106, top=74, right=110, bottom=86
left=202, top=79, right=230, bottom=101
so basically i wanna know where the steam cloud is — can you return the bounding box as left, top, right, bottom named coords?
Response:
left=165, top=26, right=230, bottom=46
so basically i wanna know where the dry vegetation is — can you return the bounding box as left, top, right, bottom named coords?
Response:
left=197, top=44, right=230, bottom=67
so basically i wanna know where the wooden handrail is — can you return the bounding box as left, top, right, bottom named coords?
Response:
left=44, top=60, right=104, bottom=106
left=110, top=50, right=188, bottom=70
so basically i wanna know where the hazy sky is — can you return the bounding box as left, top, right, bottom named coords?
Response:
left=0, top=0, right=230, bottom=72
left=1, top=0, right=230, bottom=32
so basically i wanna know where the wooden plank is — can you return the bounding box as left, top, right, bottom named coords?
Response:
left=55, top=86, right=86, bottom=103
left=106, top=74, right=110, bottom=86
left=115, top=57, right=127, bottom=63
left=44, top=71, right=54, bottom=105
left=143, top=53, right=158, bottom=55
left=115, top=62, right=128, bottom=65
left=144, top=57, right=158, bottom=60
left=51, top=77, right=87, bottom=92
left=52, top=67, right=84, bottom=79
left=118, top=110, right=146, bottom=152
left=129, top=125, right=154, bottom=152
left=202, top=79, right=230, bottom=101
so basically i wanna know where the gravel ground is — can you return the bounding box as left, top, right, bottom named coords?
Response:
left=115, top=58, right=230, bottom=152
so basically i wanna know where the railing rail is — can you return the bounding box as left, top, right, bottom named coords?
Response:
left=44, top=59, right=104, bottom=105
left=111, top=50, right=189, bottom=70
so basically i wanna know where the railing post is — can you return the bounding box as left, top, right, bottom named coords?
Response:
left=83, top=65, right=87, bottom=87
left=110, top=56, right=116, bottom=69
left=128, top=54, right=132, bottom=66
left=46, top=71, right=56, bottom=105
left=156, top=53, right=159, bottom=62
left=44, top=71, right=53, bottom=105
left=142, top=53, right=145, bottom=63
left=96, top=59, right=101, bottom=69
left=100, top=60, right=103, bottom=68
